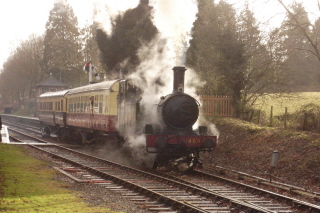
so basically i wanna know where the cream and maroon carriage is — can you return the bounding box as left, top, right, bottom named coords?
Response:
left=38, top=79, right=138, bottom=143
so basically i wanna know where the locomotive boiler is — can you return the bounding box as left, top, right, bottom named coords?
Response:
left=145, top=67, right=217, bottom=171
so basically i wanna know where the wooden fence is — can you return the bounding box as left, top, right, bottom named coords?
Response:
left=199, top=95, right=233, bottom=117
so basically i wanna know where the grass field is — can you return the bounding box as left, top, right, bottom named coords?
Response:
left=252, top=92, right=320, bottom=116
left=0, top=144, right=119, bottom=213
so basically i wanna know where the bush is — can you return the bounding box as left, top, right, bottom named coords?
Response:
left=296, top=103, right=320, bottom=131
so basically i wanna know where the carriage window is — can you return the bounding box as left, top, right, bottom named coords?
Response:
left=84, top=103, right=87, bottom=112
left=80, top=103, right=83, bottom=112
left=99, top=102, right=103, bottom=114
left=94, top=102, right=98, bottom=113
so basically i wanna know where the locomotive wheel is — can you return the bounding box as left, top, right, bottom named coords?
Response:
left=152, top=161, right=158, bottom=170
left=41, top=126, right=50, bottom=137
left=176, top=162, right=189, bottom=173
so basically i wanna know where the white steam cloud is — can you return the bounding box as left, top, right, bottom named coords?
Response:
left=149, top=0, right=198, bottom=66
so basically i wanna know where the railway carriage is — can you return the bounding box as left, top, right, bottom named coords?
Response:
left=38, top=79, right=139, bottom=143
left=38, top=90, right=69, bottom=136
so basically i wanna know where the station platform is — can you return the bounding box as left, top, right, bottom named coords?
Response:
left=1, top=125, right=10, bottom=143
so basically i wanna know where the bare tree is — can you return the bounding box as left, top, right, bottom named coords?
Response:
left=0, top=35, right=44, bottom=109
left=277, top=0, right=320, bottom=62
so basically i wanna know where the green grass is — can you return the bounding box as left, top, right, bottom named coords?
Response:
left=0, top=144, right=119, bottom=213
left=252, top=92, right=320, bottom=116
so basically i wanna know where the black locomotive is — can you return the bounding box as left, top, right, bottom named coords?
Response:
left=145, top=67, right=217, bottom=171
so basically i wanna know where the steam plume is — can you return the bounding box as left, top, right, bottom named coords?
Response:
left=149, top=0, right=198, bottom=66
left=128, top=0, right=200, bottom=132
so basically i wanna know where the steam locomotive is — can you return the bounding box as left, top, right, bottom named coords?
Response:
left=37, top=66, right=217, bottom=170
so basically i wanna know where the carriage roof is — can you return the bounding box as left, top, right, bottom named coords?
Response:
left=67, top=79, right=121, bottom=95
left=39, top=89, right=69, bottom=98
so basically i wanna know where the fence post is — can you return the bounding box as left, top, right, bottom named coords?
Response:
left=303, top=112, right=307, bottom=131
left=318, top=113, right=320, bottom=133
left=270, top=106, right=273, bottom=127
left=284, top=107, right=287, bottom=129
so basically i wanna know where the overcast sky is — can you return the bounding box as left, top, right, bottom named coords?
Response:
left=0, top=0, right=319, bottom=70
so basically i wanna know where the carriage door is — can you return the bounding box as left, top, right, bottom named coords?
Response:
left=89, top=96, right=94, bottom=128
left=118, top=80, right=137, bottom=133
left=117, top=80, right=126, bottom=132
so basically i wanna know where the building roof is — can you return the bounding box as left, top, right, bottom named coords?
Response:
left=36, top=73, right=67, bottom=87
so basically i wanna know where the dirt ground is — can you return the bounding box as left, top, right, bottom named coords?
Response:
left=201, top=117, right=320, bottom=192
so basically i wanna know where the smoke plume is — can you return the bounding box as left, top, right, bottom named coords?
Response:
left=93, top=0, right=140, bottom=35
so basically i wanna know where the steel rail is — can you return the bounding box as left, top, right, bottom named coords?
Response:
left=194, top=169, right=320, bottom=212
left=30, top=144, right=280, bottom=213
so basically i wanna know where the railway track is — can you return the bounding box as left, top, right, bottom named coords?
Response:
left=2, top=118, right=43, bottom=141
left=201, top=165, right=320, bottom=202
left=27, top=143, right=320, bottom=213
left=155, top=170, right=320, bottom=212
left=3, top=115, right=320, bottom=212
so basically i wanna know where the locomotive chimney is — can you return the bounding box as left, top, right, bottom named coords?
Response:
left=172, top=66, right=186, bottom=93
